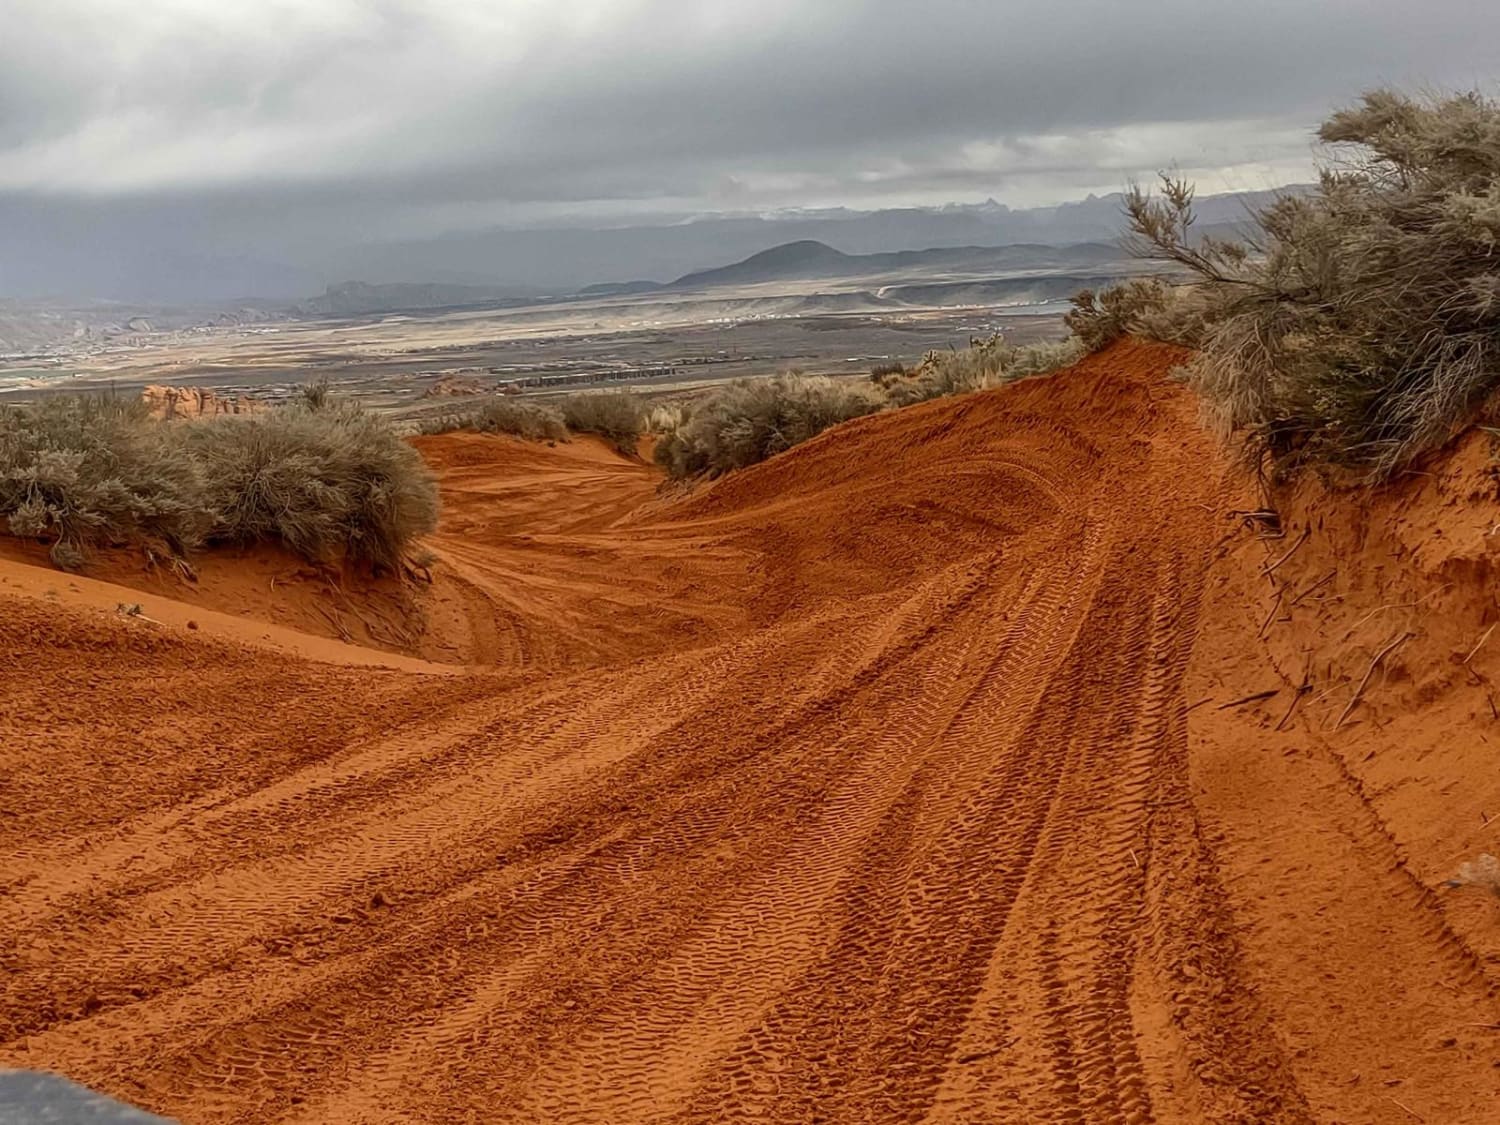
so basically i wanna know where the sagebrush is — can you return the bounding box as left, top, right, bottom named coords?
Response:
left=655, top=337, right=1083, bottom=478
left=560, top=392, right=645, bottom=454
left=0, top=396, right=212, bottom=569
left=654, top=370, right=882, bottom=477
left=875, top=336, right=1085, bottom=407
left=184, top=401, right=438, bottom=571
left=654, top=373, right=886, bottom=478
left=474, top=399, right=567, bottom=441
left=1, top=394, right=438, bottom=570
left=1078, top=88, right=1500, bottom=479
left=415, top=398, right=567, bottom=441
left=1065, top=279, right=1202, bottom=353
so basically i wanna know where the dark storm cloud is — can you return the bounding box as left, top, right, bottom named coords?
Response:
left=2, top=0, right=1497, bottom=298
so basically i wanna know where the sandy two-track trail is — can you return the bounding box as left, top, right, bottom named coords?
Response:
left=2, top=341, right=1497, bottom=1123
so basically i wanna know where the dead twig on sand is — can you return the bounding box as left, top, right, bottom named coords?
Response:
left=1341, top=588, right=1446, bottom=641
left=1435, top=818, right=1500, bottom=869
left=1258, top=586, right=1286, bottom=638
left=1218, top=688, right=1279, bottom=710
left=1463, top=623, right=1497, bottom=665
left=955, top=1042, right=1013, bottom=1065
left=1232, top=508, right=1282, bottom=537
left=1384, top=1095, right=1426, bottom=1122
left=1275, top=683, right=1314, bottom=732
left=1261, top=526, right=1311, bottom=577
left=1290, top=568, right=1336, bottom=607
left=115, top=602, right=165, bottom=626
left=1334, top=631, right=1415, bottom=730
left=314, top=603, right=353, bottom=643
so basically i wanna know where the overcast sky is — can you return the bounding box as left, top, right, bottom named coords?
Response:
left=3, top=0, right=1497, bottom=298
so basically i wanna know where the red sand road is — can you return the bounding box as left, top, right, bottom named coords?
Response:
left=2, top=340, right=1497, bottom=1123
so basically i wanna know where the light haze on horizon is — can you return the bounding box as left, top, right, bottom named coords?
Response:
left=3, top=0, right=1496, bottom=300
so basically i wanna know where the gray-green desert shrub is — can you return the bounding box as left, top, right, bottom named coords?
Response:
left=185, top=400, right=438, bottom=571
left=0, top=396, right=213, bottom=567
left=1, top=393, right=438, bottom=571
left=1088, top=88, right=1500, bottom=479
left=654, top=373, right=884, bottom=478
left=880, top=335, right=1085, bottom=406
left=560, top=391, right=645, bottom=454
left=474, top=399, right=567, bottom=441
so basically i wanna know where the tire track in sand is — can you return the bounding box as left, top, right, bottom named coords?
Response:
left=5, top=340, right=1493, bottom=1123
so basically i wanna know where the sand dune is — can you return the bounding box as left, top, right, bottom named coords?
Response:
left=2, top=340, right=1496, bottom=1123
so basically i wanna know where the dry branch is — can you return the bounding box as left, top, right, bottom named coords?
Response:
left=1341, top=588, right=1446, bottom=641
left=1463, top=623, right=1497, bottom=665
left=1384, top=1095, right=1426, bottom=1123
left=1290, top=569, right=1336, bottom=607
left=1334, top=631, right=1415, bottom=730
left=1275, top=683, right=1314, bottom=732
left=1261, top=527, right=1311, bottom=577
left=1258, top=587, right=1286, bottom=638
left=1218, top=688, right=1280, bottom=710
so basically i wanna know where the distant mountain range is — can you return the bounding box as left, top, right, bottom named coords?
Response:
left=325, top=188, right=1287, bottom=298
left=0, top=226, right=1169, bottom=354
left=285, top=238, right=1139, bottom=318
left=295, top=281, right=539, bottom=317
left=0, top=185, right=1295, bottom=312
left=0, top=297, right=288, bottom=358
left=664, top=239, right=1126, bottom=291
left=670, top=240, right=882, bottom=288
left=285, top=236, right=1155, bottom=319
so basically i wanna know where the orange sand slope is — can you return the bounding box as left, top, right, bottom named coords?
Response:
left=2, top=340, right=1497, bottom=1124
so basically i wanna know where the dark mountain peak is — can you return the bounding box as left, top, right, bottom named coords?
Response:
left=737, top=240, right=851, bottom=268
left=671, top=240, right=852, bottom=289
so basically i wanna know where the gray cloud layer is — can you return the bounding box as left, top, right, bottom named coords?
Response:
left=3, top=0, right=1497, bottom=299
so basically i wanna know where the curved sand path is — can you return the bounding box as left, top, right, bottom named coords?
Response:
left=2, top=341, right=1495, bottom=1123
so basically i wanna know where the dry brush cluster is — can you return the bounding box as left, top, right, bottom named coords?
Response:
left=652, top=373, right=886, bottom=478
left=876, top=335, right=1085, bottom=407
left=418, top=398, right=569, bottom=442
left=417, top=345, right=1085, bottom=484
left=1070, top=88, right=1500, bottom=480
left=1, top=392, right=438, bottom=570
left=557, top=391, right=646, bottom=454
left=418, top=391, right=643, bottom=452
left=654, top=337, right=1083, bottom=479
